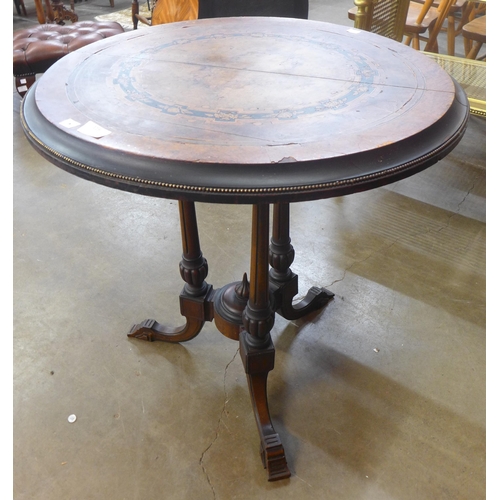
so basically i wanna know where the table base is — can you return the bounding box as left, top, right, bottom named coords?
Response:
left=128, top=201, right=334, bottom=481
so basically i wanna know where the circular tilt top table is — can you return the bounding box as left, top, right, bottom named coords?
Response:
left=21, top=17, right=469, bottom=481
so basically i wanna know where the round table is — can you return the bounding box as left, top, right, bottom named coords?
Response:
left=20, top=16, right=469, bottom=482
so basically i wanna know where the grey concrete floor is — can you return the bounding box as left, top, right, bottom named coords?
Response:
left=13, top=1, right=486, bottom=499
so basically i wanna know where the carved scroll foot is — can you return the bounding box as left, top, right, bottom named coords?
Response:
left=240, top=331, right=290, bottom=481
left=128, top=284, right=214, bottom=343
left=270, top=271, right=334, bottom=320
left=260, top=433, right=290, bottom=481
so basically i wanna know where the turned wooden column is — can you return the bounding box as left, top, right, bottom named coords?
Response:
left=269, top=203, right=334, bottom=320
left=240, top=204, right=290, bottom=481
left=128, top=201, right=213, bottom=342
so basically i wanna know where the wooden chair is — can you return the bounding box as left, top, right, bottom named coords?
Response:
left=347, top=0, right=452, bottom=50
left=350, top=0, right=411, bottom=42
left=403, top=0, right=455, bottom=52
left=462, top=14, right=486, bottom=59
left=410, top=0, right=468, bottom=55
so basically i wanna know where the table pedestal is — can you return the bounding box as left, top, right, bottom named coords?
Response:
left=128, top=201, right=334, bottom=481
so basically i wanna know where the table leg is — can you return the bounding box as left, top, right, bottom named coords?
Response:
left=128, top=200, right=214, bottom=342
left=240, top=203, right=290, bottom=481
left=269, top=203, right=334, bottom=320
left=127, top=201, right=332, bottom=480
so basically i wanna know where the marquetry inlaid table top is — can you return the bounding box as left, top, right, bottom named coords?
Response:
left=21, top=16, right=468, bottom=205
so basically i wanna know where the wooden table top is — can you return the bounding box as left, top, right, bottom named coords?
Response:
left=21, top=17, right=469, bottom=204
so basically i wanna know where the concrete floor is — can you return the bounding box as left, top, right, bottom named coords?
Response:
left=13, top=1, right=486, bottom=499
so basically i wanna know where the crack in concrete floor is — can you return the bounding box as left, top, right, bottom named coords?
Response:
left=199, top=347, right=240, bottom=499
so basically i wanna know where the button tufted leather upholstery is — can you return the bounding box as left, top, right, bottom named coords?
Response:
left=13, top=21, right=125, bottom=97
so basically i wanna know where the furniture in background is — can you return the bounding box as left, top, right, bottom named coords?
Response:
left=462, top=14, right=486, bottom=59
left=132, top=0, right=309, bottom=29
left=13, top=20, right=124, bottom=97
left=14, top=0, right=27, bottom=16
left=13, top=0, right=123, bottom=97
left=348, top=0, right=455, bottom=52
left=26, top=0, right=116, bottom=24
left=34, top=0, right=79, bottom=24
left=20, top=17, right=468, bottom=481
left=133, top=0, right=198, bottom=27
left=411, top=0, right=485, bottom=56
left=404, top=0, right=456, bottom=51
left=410, top=0, right=468, bottom=55
left=443, top=0, right=468, bottom=55
left=351, top=0, right=411, bottom=42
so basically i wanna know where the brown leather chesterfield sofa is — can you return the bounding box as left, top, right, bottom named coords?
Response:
left=13, top=21, right=125, bottom=97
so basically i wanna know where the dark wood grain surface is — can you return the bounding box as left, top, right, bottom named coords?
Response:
left=21, top=17, right=469, bottom=203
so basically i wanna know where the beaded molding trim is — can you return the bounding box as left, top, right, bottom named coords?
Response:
left=20, top=99, right=467, bottom=197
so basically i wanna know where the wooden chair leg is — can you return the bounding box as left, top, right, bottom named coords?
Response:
left=43, top=0, right=55, bottom=22
left=17, top=0, right=28, bottom=15
left=466, top=41, right=483, bottom=60
left=132, top=0, right=139, bottom=29
left=447, top=15, right=456, bottom=55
